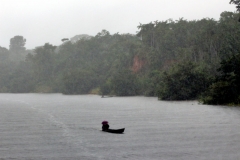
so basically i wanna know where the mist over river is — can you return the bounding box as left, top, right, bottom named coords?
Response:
left=0, top=94, right=240, bottom=160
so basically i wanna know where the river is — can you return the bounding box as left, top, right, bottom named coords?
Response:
left=0, top=93, right=240, bottom=160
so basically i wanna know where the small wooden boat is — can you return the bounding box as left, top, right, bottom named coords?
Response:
left=103, top=128, right=125, bottom=134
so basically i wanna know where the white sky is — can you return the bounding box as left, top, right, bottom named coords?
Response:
left=0, top=0, right=236, bottom=49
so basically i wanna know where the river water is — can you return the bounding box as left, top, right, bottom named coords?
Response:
left=0, top=93, right=240, bottom=160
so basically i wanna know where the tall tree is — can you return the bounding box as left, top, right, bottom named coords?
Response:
left=201, top=53, right=240, bottom=105
left=230, top=0, right=240, bottom=11
left=110, top=69, right=140, bottom=96
left=9, top=35, right=26, bottom=53
left=27, top=43, right=57, bottom=92
left=158, top=62, right=210, bottom=100
left=0, top=46, right=9, bottom=61
left=9, top=35, right=27, bottom=61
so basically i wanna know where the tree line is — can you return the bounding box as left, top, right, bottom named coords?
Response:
left=0, top=10, right=240, bottom=105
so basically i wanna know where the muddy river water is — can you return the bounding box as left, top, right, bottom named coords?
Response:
left=0, top=94, right=240, bottom=160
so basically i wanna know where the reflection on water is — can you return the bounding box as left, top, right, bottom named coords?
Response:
left=0, top=93, right=240, bottom=160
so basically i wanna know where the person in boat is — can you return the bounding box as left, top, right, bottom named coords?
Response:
left=102, top=121, right=109, bottom=131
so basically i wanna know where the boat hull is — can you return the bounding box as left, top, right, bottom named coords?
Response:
left=103, top=128, right=125, bottom=134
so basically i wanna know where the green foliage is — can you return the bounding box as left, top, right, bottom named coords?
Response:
left=1, top=12, right=240, bottom=102
left=0, top=46, right=9, bottom=61
left=158, top=62, right=210, bottom=100
left=9, top=36, right=27, bottom=61
left=0, top=57, right=34, bottom=93
left=110, top=69, right=140, bottom=96
left=136, top=14, right=240, bottom=72
left=230, top=0, right=240, bottom=11
left=100, top=79, right=112, bottom=96
left=143, top=70, right=161, bottom=96
left=218, top=12, right=240, bottom=60
left=201, top=53, right=240, bottom=105
left=9, top=35, right=26, bottom=53
left=62, top=69, right=98, bottom=94
left=7, top=62, right=34, bottom=93
left=201, top=81, right=239, bottom=105
left=30, top=43, right=57, bottom=85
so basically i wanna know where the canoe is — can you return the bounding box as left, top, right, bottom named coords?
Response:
left=103, top=128, right=125, bottom=134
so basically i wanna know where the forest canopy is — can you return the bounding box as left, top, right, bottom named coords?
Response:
left=0, top=10, right=240, bottom=105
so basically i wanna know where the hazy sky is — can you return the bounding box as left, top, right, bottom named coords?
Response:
left=0, top=0, right=236, bottom=49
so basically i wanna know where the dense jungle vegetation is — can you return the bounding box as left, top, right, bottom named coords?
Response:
left=0, top=10, right=240, bottom=105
